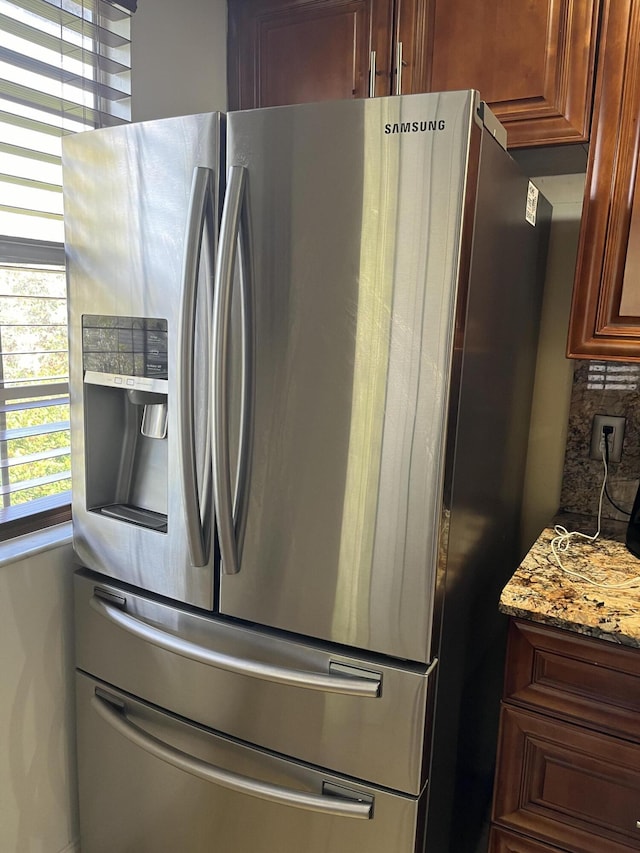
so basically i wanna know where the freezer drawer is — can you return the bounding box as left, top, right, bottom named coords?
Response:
left=75, top=570, right=434, bottom=795
left=77, top=672, right=426, bottom=853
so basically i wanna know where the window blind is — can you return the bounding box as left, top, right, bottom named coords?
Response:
left=0, top=0, right=132, bottom=534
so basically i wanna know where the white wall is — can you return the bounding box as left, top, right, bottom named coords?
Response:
left=132, top=0, right=228, bottom=121
left=520, top=174, right=585, bottom=550
left=0, top=529, right=77, bottom=853
left=0, top=3, right=228, bottom=851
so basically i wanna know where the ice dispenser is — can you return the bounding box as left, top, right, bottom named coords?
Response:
left=82, top=315, right=169, bottom=532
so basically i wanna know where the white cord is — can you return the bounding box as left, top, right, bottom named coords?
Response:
left=551, top=443, right=640, bottom=590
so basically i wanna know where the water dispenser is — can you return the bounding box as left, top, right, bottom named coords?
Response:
left=82, top=315, right=169, bottom=532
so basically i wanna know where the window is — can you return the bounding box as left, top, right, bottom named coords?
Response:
left=0, top=0, right=134, bottom=539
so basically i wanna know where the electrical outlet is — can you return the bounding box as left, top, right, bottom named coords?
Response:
left=590, top=414, right=626, bottom=462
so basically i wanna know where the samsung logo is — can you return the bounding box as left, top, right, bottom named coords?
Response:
left=384, top=120, right=446, bottom=134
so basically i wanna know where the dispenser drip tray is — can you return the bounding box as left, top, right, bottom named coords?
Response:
left=98, top=503, right=167, bottom=532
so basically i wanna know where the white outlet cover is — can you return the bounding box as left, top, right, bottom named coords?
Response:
left=590, top=414, right=626, bottom=462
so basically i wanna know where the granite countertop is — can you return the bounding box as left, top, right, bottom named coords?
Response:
left=500, top=514, right=640, bottom=648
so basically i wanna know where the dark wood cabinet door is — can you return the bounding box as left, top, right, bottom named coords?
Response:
left=568, top=0, right=640, bottom=360
left=488, top=826, right=564, bottom=853
left=491, top=619, right=640, bottom=852
left=493, top=705, right=640, bottom=853
left=399, top=0, right=600, bottom=148
left=228, top=0, right=394, bottom=110
left=228, top=0, right=599, bottom=148
left=503, top=620, right=640, bottom=743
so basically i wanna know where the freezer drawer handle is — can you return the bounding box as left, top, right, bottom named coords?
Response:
left=90, top=593, right=382, bottom=698
left=92, top=691, right=373, bottom=819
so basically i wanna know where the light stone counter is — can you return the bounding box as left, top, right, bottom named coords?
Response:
left=500, top=514, right=640, bottom=648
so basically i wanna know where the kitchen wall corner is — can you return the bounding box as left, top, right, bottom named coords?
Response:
left=131, top=0, right=228, bottom=122
left=520, top=173, right=584, bottom=551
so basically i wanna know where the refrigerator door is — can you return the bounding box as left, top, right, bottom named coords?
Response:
left=75, top=570, right=433, bottom=795
left=219, top=91, right=479, bottom=662
left=63, top=113, right=222, bottom=609
left=77, top=672, right=425, bottom=853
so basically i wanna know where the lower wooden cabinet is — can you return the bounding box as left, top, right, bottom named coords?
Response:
left=491, top=620, right=640, bottom=853
left=489, top=826, right=565, bottom=853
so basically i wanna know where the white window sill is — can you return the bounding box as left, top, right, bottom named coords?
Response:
left=0, top=522, right=73, bottom=569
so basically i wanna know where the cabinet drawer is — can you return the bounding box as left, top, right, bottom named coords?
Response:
left=493, top=705, right=640, bottom=853
left=504, top=620, right=640, bottom=741
left=488, top=826, right=563, bottom=852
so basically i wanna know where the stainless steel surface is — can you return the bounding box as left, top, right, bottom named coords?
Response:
left=67, top=95, right=551, bottom=853
left=92, top=691, right=372, bottom=818
left=77, top=672, right=424, bottom=853
left=177, top=165, right=216, bottom=568
left=232, top=171, right=253, bottom=538
left=424, top=129, right=552, bottom=852
left=63, top=112, right=221, bottom=608
left=223, top=92, right=478, bottom=663
left=90, top=592, right=381, bottom=697
left=213, top=165, right=246, bottom=576
left=75, top=570, right=432, bottom=794
left=476, top=100, right=507, bottom=149
left=369, top=50, right=377, bottom=97
left=83, top=372, right=168, bottom=393
left=140, top=402, right=167, bottom=439
left=395, top=41, right=404, bottom=95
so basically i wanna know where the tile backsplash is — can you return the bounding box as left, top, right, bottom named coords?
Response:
left=561, top=361, right=640, bottom=521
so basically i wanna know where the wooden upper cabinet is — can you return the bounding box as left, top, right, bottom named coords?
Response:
left=414, top=0, right=600, bottom=148
left=567, top=0, right=640, bottom=360
left=227, top=0, right=394, bottom=110
left=228, top=0, right=600, bottom=149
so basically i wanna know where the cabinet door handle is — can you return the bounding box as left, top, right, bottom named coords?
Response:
left=395, top=41, right=404, bottom=95
left=369, top=50, right=377, bottom=98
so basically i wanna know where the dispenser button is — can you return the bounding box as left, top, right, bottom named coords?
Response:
left=114, top=376, right=123, bottom=385
left=126, top=378, right=134, bottom=386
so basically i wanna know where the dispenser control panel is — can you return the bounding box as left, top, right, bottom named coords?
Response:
left=82, top=315, right=168, bottom=379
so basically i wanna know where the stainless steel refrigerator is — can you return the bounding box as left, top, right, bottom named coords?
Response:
left=63, top=91, right=550, bottom=852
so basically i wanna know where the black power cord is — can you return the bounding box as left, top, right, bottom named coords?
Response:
left=602, top=426, right=631, bottom=516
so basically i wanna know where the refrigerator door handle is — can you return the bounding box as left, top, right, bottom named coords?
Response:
left=90, top=593, right=382, bottom=698
left=177, top=165, right=215, bottom=568
left=92, top=691, right=373, bottom=818
left=232, top=167, right=253, bottom=555
left=213, top=165, right=247, bottom=576
left=395, top=41, right=404, bottom=95
left=369, top=50, right=377, bottom=98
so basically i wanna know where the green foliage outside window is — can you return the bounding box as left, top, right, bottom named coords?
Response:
left=0, top=265, right=70, bottom=507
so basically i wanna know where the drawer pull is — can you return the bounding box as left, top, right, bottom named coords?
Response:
left=637, top=820, right=640, bottom=830
left=90, top=593, right=382, bottom=697
left=92, top=692, right=373, bottom=818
